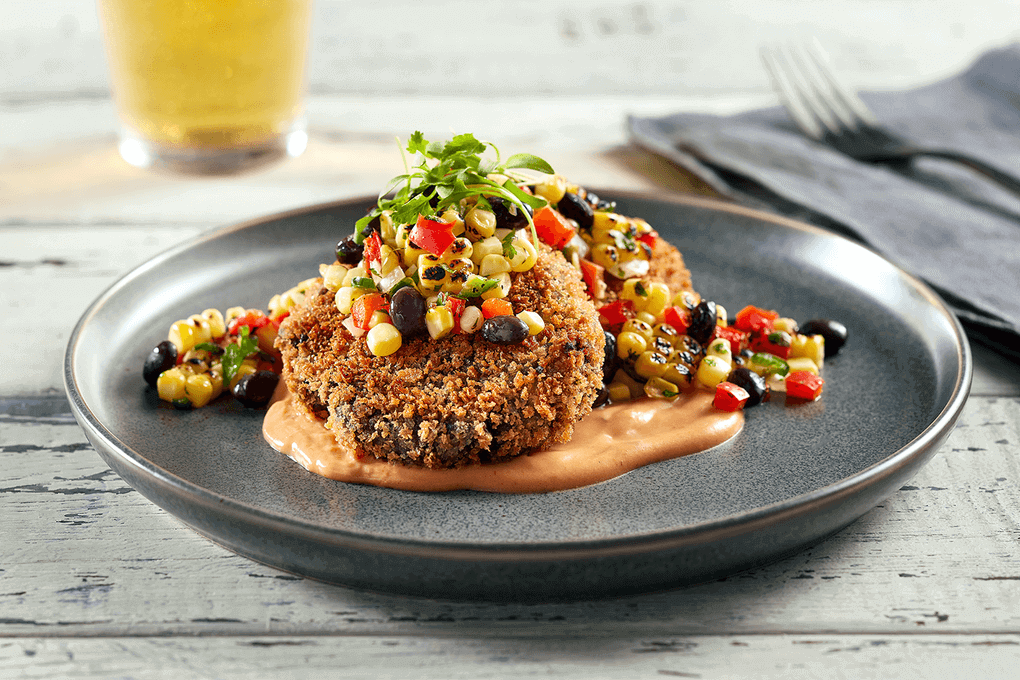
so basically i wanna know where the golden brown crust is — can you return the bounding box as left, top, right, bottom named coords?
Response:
left=276, top=245, right=606, bottom=469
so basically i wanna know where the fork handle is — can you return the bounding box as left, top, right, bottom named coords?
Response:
left=918, top=150, right=1020, bottom=197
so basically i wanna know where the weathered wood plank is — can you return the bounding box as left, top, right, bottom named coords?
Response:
left=2, top=396, right=1017, bottom=637
left=3, top=634, right=1020, bottom=680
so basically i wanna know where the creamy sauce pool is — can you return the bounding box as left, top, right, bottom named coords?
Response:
left=263, top=382, right=742, bottom=493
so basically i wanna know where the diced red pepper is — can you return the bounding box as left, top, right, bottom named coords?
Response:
left=662, top=306, right=690, bottom=335
left=363, top=231, right=383, bottom=272
left=597, top=299, right=634, bottom=327
left=579, top=259, right=607, bottom=300
left=227, top=310, right=271, bottom=336
left=410, top=215, right=457, bottom=258
left=735, top=305, right=779, bottom=333
left=749, top=329, right=792, bottom=359
left=637, top=230, right=659, bottom=249
left=714, top=382, right=750, bottom=411
left=446, top=295, right=466, bottom=332
left=714, top=325, right=749, bottom=356
left=533, top=205, right=576, bottom=250
left=481, top=298, right=513, bottom=319
left=786, top=371, right=825, bottom=400
left=351, top=293, right=388, bottom=330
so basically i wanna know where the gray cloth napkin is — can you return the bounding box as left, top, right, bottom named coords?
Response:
left=629, top=44, right=1020, bottom=361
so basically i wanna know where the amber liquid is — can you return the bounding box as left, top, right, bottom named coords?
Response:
left=98, top=0, right=312, bottom=150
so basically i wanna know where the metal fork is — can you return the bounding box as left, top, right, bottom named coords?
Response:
left=761, top=42, right=1020, bottom=197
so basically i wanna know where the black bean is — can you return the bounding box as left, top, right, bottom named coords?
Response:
left=488, top=196, right=532, bottom=231
left=335, top=235, right=363, bottom=265
left=688, top=300, right=717, bottom=345
left=593, top=384, right=611, bottom=408
left=800, top=319, right=848, bottom=357
left=232, top=370, right=280, bottom=408
left=557, top=191, right=594, bottom=229
left=727, top=367, right=769, bottom=407
left=389, top=287, right=428, bottom=338
left=143, top=340, right=178, bottom=387
left=481, top=315, right=529, bottom=344
left=602, top=330, right=618, bottom=382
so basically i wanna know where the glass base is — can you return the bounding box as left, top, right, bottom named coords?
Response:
left=117, top=121, right=308, bottom=175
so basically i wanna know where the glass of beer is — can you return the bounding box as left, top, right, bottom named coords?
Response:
left=97, top=0, right=313, bottom=174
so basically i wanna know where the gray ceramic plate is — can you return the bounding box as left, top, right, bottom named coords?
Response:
left=65, top=193, right=971, bottom=602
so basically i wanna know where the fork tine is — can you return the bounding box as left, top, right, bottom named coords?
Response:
left=781, top=44, right=850, bottom=136
left=760, top=45, right=826, bottom=140
left=802, top=38, right=877, bottom=129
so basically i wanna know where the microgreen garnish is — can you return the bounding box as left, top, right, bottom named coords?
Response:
left=500, top=232, right=517, bottom=259
left=355, top=132, right=554, bottom=248
left=222, top=327, right=259, bottom=387
left=635, top=282, right=648, bottom=297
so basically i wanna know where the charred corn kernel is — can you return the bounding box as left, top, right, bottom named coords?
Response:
left=707, top=338, right=732, bottom=362
left=479, top=253, right=511, bottom=276
left=480, top=271, right=512, bottom=300
left=645, top=376, right=680, bottom=400
left=378, top=245, right=400, bottom=276
left=635, top=350, right=669, bottom=379
left=209, top=364, right=224, bottom=398
left=366, top=322, right=402, bottom=356
left=663, top=362, right=694, bottom=389
left=465, top=208, right=497, bottom=239
left=671, top=291, right=699, bottom=310
left=460, top=305, right=484, bottom=333
left=631, top=217, right=654, bottom=236
left=591, top=243, right=619, bottom=270
left=621, top=278, right=649, bottom=311
left=379, top=211, right=397, bottom=246
left=185, top=373, right=215, bottom=408
left=621, top=319, right=654, bottom=342
left=651, top=335, right=674, bottom=357
left=445, top=257, right=473, bottom=275
left=773, top=317, right=799, bottom=334
left=181, top=348, right=212, bottom=372
left=470, top=236, right=503, bottom=265
left=447, top=237, right=473, bottom=261
left=697, top=355, right=732, bottom=389
left=608, top=381, right=632, bottom=402
left=591, top=212, right=628, bottom=240
left=395, top=223, right=411, bottom=249
left=534, top=174, right=567, bottom=204
left=320, top=263, right=349, bottom=291
left=367, top=310, right=391, bottom=329
left=440, top=207, right=465, bottom=236
left=508, top=234, right=538, bottom=272
left=786, top=356, right=820, bottom=375
left=636, top=311, right=658, bottom=326
left=185, top=315, right=212, bottom=346
left=715, top=304, right=729, bottom=327
left=418, top=262, right=450, bottom=293
left=168, top=320, right=196, bottom=353
left=645, top=282, right=671, bottom=317
left=441, top=268, right=470, bottom=295
left=425, top=306, right=455, bottom=339
left=225, top=306, right=246, bottom=323
left=790, top=333, right=825, bottom=366
left=616, top=331, right=648, bottom=360
left=157, top=368, right=187, bottom=402
left=402, top=243, right=428, bottom=269
left=653, top=323, right=680, bottom=344
left=200, top=309, right=226, bottom=339
left=342, top=266, right=368, bottom=287
left=230, top=362, right=258, bottom=390
left=516, top=310, right=545, bottom=336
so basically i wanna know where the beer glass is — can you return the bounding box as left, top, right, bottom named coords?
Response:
left=97, top=0, right=313, bottom=174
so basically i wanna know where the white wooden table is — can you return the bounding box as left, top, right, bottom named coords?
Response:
left=3, top=2, right=1020, bottom=677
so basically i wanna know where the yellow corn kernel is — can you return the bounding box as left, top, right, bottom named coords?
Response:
left=225, top=306, right=246, bottom=323
left=418, top=261, right=450, bottom=293
left=590, top=243, right=619, bottom=271
left=185, top=315, right=212, bottom=346
left=378, top=245, right=400, bottom=276
left=267, top=294, right=284, bottom=318
left=425, top=306, right=455, bottom=339
left=480, top=253, right=511, bottom=276
left=591, top=212, right=628, bottom=240
left=534, top=174, right=567, bottom=204
left=395, top=223, right=411, bottom=249
left=367, top=310, right=391, bottom=329
left=706, top=337, right=732, bottom=363
left=635, top=311, right=657, bottom=326
left=402, top=243, right=428, bottom=269
left=335, top=286, right=358, bottom=315
left=480, top=272, right=512, bottom=300
left=516, top=310, right=545, bottom=336
left=644, top=282, right=671, bottom=318
left=209, top=364, right=224, bottom=399
left=620, top=278, right=649, bottom=311
left=447, top=237, right=473, bottom=262
left=379, top=211, right=397, bottom=246
left=320, top=263, right=349, bottom=292
left=697, top=355, right=732, bottom=389
left=644, top=376, right=680, bottom=400
left=508, top=234, right=538, bottom=273
left=621, top=319, right=654, bottom=342
left=440, top=208, right=465, bottom=236
left=773, top=317, right=799, bottom=333
left=790, top=333, right=825, bottom=367
left=616, top=331, right=648, bottom=360
left=607, top=381, right=632, bottom=402
left=200, top=309, right=226, bottom=339
left=156, top=367, right=187, bottom=402
left=663, top=362, right=694, bottom=389
left=653, top=323, right=680, bottom=344
left=634, top=350, right=669, bottom=379
left=341, top=266, right=368, bottom=287
left=168, top=320, right=196, bottom=354
left=230, top=363, right=257, bottom=390
left=185, top=373, right=215, bottom=408
left=470, top=236, right=503, bottom=265
left=366, top=322, right=402, bottom=357
left=465, top=208, right=497, bottom=239
left=787, top=356, right=820, bottom=375
left=671, top=291, right=699, bottom=310
left=460, top=305, right=484, bottom=334
left=715, top=304, right=729, bottom=327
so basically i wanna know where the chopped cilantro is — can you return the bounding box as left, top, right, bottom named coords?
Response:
left=222, top=327, right=259, bottom=388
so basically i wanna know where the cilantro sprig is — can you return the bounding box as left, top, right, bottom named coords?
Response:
left=222, top=327, right=259, bottom=387
left=354, top=132, right=554, bottom=248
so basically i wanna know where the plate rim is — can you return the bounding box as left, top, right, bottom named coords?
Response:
left=64, top=191, right=973, bottom=562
